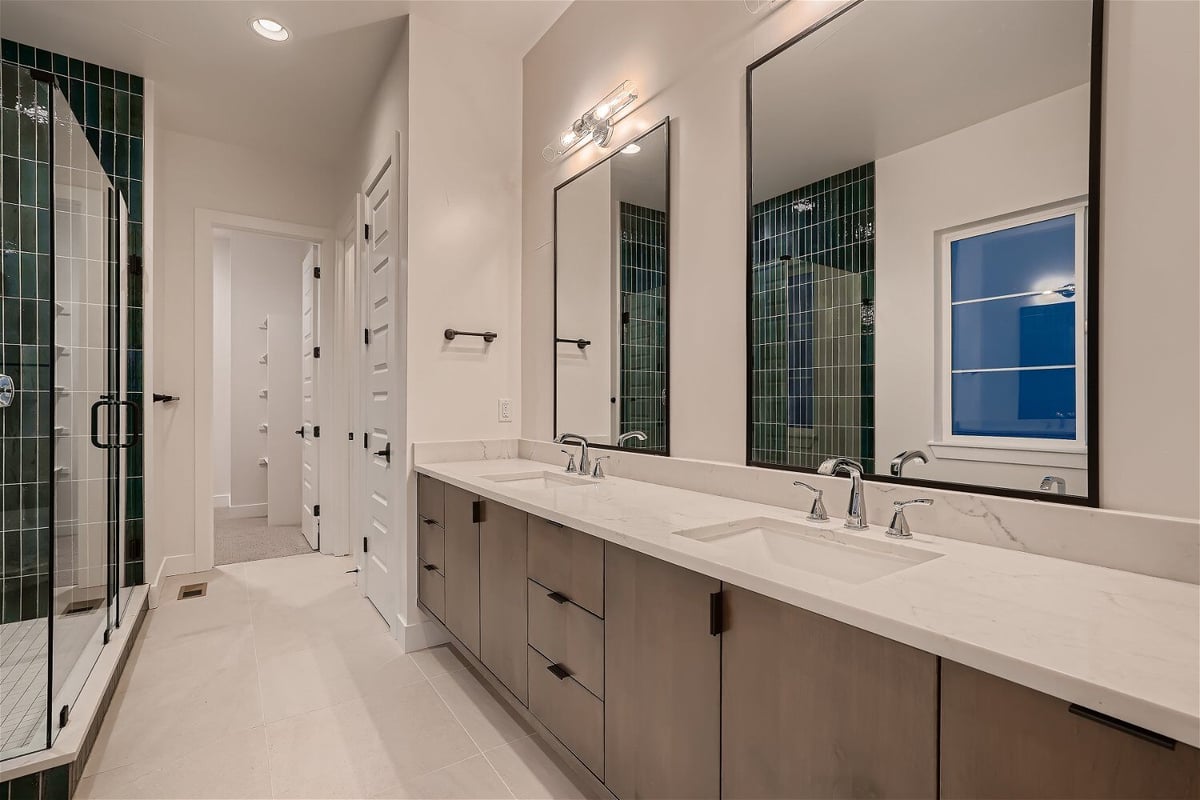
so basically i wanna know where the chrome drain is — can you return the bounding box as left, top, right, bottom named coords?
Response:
left=177, top=582, right=208, bottom=600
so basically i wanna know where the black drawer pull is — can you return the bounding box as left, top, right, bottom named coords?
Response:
left=422, top=518, right=437, bottom=526
left=545, top=520, right=564, bottom=529
left=422, top=564, right=439, bottom=572
left=546, top=663, right=570, bottom=680
left=546, top=591, right=569, bottom=605
left=1068, top=704, right=1176, bottom=749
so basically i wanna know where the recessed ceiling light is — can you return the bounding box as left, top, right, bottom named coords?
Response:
left=621, top=143, right=641, bottom=155
left=250, top=18, right=289, bottom=42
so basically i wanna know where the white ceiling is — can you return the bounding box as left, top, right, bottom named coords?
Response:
left=1, top=0, right=570, bottom=168
left=751, top=0, right=1092, bottom=201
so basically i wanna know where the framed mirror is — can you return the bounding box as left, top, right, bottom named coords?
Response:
left=555, top=119, right=670, bottom=454
left=747, top=1, right=1100, bottom=504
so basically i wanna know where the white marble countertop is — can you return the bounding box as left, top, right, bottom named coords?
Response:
left=415, top=456, right=1200, bottom=747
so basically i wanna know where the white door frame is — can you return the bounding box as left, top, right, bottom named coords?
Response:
left=193, top=210, right=338, bottom=571
left=336, top=197, right=363, bottom=584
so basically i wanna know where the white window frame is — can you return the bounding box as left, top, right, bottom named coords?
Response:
left=932, top=199, right=1087, bottom=467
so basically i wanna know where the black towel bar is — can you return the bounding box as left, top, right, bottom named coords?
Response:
left=444, top=328, right=497, bottom=343
left=556, top=337, right=591, bottom=349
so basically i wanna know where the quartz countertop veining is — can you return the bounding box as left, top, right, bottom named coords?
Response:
left=415, top=456, right=1200, bottom=748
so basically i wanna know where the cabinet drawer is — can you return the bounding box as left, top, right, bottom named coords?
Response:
left=418, top=520, right=445, bottom=571
left=528, top=516, right=604, bottom=617
left=528, top=646, right=604, bottom=779
left=418, top=474, right=445, bottom=526
left=528, top=580, right=604, bottom=698
left=417, top=560, right=445, bottom=622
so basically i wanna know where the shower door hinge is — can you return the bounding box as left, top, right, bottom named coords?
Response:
left=59, top=705, right=69, bottom=728
left=313, top=346, right=321, bottom=359
left=364, top=224, right=370, bottom=241
left=313, top=266, right=321, bottom=279
left=103, top=628, right=111, bottom=645
left=313, top=426, right=321, bottom=438
left=314, top=504, right=321, bottom=517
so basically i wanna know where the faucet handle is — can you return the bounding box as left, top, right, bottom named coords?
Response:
left=793, top=481, right=829, bottom=522
left=886, top=498, right=934, bottom=539
left=591, top=456, right=611, bottom=479
left=560, top=449, right=577, bottom=474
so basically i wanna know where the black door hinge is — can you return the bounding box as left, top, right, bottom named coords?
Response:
left=363, top=536, right=369, bottom=553
left=709, top=590, right=724, bottom=636
left=363, top=432, right=369, bottom=449
left=364, top=224, right=370, bottom=241
left=314, top=504, right=321, bottom=517
left=364, top=328, right=371, bottom=345
left=349, top=432, right=355, bottom=441
left=471, top=500, right=483, bottom=524
left=313, top=266, right=322, bottom=279
left=313, top=346, right=321, bottom=359
left=313, top=425, right=321, bottom=438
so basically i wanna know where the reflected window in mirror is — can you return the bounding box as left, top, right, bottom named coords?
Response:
left=556, top=120, right=670, bottom=454
left=747, top=0, right=1099, bottom=503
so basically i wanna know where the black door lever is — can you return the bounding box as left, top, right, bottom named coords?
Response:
left=374, top=441, right=392, bottom=464
left=295, top=428, right=305, bottom=438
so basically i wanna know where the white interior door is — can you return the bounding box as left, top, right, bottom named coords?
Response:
left=300, top=244, right=320, bottom=549
left=363, top=165, right=395, bottom=619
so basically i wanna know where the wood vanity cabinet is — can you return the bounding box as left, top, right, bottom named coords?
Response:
left=416, top=476, right=446, bottom=623
left=443, top=484, right=481, bottom=657
left=721, top=585, right=938, bottom=799
left=941, top=661, right=1200, bottom=799
left=605, top=543, right=721, bottom=800
left=479, top=499, right=529, bottom=705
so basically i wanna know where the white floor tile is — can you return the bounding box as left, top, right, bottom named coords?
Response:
left=484, top=736, right=597, bottom=800
left=410, top=643, right=471, bottom=679
left=372, top=753, right=516, bottom=799
left=430, top=667, right=535, bottom=750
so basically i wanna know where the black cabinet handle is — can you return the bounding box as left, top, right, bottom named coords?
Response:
left=422, top=564, right=438, bottom=572
left=546, top=663, right=570, bottom=680
left=1068, top=704, right=1176, bottom=749
left=709, top=591, right=723, bottom=636
left=546, top=591, right=569, bottom=605
left=422, top=518, right=437, bottom=526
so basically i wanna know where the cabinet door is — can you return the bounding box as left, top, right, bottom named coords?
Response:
left=721, top=585, right=937, bottom=799
left=443, top=484, right=480, bottom=657
left=941, top=660, right=1200, bottom=799
left=605, top=543, right=720, bottom=800
left=479, top=499, right=528, bottom=705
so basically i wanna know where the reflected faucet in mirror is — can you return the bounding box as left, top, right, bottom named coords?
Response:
left=556, top=433, right=591, bottom=476
left=617, top=431, right=647, bottom=447
left=1040, top=475, right=1067, bottom=495
left=817, top=457, right=868, bottom=531
left=891, top=450, right=929, bottom=477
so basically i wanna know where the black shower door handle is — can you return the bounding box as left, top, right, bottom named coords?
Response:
left=90, top=398, right=108, bottom=448
left=114, top=400, right=141, bottom=449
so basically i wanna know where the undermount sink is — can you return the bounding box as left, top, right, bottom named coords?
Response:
left=675, top=517, right=941, bottom=584
left=481, top=470, right=596, bottom=490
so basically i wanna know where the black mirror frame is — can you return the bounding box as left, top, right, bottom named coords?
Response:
left=743, top=1, right=1103, bottom=507
left=553, top=117, right=672, bottom=457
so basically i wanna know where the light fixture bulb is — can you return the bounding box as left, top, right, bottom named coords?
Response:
left=250, top=18, right=290, bottom=41
left=561, top=131, right=578, bottom=146
left=594, top=103, right=611, bottom=120
left=621, top=143, right=641, bottom=155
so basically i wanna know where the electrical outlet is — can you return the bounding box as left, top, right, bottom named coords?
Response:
left=498, top=398, right=513, bottom=423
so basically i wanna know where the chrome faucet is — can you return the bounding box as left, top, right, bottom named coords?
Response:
left=591, top=456, right=611, bottom=479
left=817, top=457, right=869, bottom=530
left=890, top=449, right=929, bottom=477
left=1040, top=475, right=1066, bottom=495
left=793, top=481, right=829, bottom=522
left=555, top=433, right=591, bottom=476
left=616, top=431, right=647, bottom=447
left=886, top=498, right=934, bottom=539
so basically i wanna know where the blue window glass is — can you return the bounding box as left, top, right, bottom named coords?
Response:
left=952, top=369, right=1076, bottom=439
left=952, top=295, right=1074, bottom=371
left=951, top=215, right=1075, bottom=302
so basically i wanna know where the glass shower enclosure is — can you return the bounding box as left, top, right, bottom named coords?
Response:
left=1, top=66, right=136, bottom=761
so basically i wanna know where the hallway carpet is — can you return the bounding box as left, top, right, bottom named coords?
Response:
left=213, top=516, right=314, bottom=566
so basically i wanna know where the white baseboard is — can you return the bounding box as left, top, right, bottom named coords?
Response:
left=149, top=553, right=197, bottom=608
left=212, top=494, right=231, bottom=509
left=395, top=613, right=450, bottom=653
left=214, top=503, right=267, bottom=521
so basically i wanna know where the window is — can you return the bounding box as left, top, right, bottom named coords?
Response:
left=940, top=202, right=1086, bottom=449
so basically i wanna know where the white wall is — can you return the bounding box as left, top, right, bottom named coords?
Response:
left=874, top=84, right=1090, bottom=493
left=556, top=162, right=614, bottom=442
left=151, top=127, right=339, bottom=583
left=211, top=234, right=232, bottom=506
left=224, top=230, right=308, bottom=511
left=522, top=0, right=1200, bottom=519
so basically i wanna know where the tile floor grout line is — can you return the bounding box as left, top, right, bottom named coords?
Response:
left=422, top=667, right=522, bottom=799
left=244, top=560, right=280, bottom=800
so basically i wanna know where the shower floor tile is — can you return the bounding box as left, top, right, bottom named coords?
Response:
left=0, top=617, right=49, bottom=756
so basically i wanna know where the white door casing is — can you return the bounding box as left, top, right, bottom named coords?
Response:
left=363, top=161, right=396, bottom=621
left=300, top=244, right=321, bottom=549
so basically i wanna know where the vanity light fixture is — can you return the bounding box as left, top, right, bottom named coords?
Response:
left=250, top=17, right=290, bottom=42
left=621, top=143, right=642, bottom=155
left=543, top=80, right=639, bottom=162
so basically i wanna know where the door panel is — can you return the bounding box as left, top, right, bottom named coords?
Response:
left=362, top=171, right=394, bottom=620
left=299, top=244, right=320, bottom=548
left=479, top=500, right=529, bottom=705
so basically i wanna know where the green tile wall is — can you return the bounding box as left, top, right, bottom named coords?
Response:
left=618, top=202, right=666, bottom=452
left=0, top=39, right=146, bottom=626
left=750, top=163, right=875, bottom=471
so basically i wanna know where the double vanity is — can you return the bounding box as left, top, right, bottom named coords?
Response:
left=415, top=449, right=1199, bottom=800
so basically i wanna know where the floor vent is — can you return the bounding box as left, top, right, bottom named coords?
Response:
left=178, top=582, right=208, bottom=600
left=63, top=599, right=104, bottom=615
